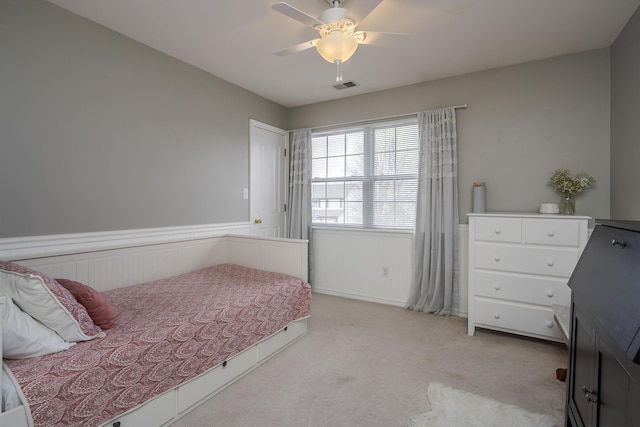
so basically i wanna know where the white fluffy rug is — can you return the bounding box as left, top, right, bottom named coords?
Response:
left=409, top=383, right=558, bottom=427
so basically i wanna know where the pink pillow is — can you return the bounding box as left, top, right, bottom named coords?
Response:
left=56, top=279, right=115, bottom=329
left=0, top=261, right=103, bottom=341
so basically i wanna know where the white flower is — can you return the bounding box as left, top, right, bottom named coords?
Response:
left=547, top=168, right=596, bottom=195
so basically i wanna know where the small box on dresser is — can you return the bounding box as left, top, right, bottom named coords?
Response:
left=468, top=212, right=590, bottom=341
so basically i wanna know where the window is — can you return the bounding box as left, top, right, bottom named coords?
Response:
left=311, top=118, right=419, bottom=229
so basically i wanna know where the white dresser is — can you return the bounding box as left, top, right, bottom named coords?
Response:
left=468, top=213, right=589, bottom=342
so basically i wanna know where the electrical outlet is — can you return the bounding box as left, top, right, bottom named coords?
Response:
left=382, top=266, right=389, bottom=277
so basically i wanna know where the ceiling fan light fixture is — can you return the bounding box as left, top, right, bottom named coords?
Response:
left=316, top=31, right=358, bottom=63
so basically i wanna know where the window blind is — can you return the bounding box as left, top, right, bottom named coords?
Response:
left=311, top=118, right=419, bottom=229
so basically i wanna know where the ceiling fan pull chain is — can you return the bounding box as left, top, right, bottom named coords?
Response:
left=335, top=59, right=343, bottom=82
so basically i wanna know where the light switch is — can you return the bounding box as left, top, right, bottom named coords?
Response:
left=242, top=188, right=249, bottom=199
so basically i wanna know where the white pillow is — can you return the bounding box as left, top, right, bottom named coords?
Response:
left=2, top=363, right=23, bottom=411
left=0, top=261, right=103, bottom=342
left=1, top=296, right=75, bottom=359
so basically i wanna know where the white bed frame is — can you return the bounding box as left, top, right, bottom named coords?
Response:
left=0, top=223, right=309, bottom=427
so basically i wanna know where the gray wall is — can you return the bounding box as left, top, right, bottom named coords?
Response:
left=0, top=0, right=288, bottom=238
left=1, top=0, right=621, bottom=238
left=289, top=50, right=611, bottom=224
left=611, top=6, right=640, bottom=220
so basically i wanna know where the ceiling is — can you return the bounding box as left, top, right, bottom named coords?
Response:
left=47, top=0, right=639, bottom=108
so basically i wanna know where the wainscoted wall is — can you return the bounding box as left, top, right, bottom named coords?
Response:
left=1, top=221, right=469, bottom=315
left=0, top=223, right=252, bottom=291
left=6, top=221, right=588, bottom=318
left=0, top=221, right=309, bottom=291
left=312, top=226, right=470, bottom=317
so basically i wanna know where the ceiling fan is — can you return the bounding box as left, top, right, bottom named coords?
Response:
left=272, top=0, right=407, bottom=81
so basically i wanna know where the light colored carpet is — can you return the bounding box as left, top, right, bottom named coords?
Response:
left=409, top=383, right=558, bottom=427
left=171, top=293, right=567, bottom=427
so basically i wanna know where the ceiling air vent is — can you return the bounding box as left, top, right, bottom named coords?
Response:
left=333, top=81, right=358, bottom=90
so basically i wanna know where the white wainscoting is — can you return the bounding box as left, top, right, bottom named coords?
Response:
left=0, top=223, right=252, bottom=292
left=1, top=222, right=469, bottom=315
left=311, top=226, right=469, bottom=317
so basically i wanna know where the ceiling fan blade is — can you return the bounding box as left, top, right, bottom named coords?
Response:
left=347, top=0, right=383, bottom=26
left=272, top=2, right=324, bottom=28
left=273, top=39, right=319, bottom=56
left=356, top=31, right=409, bottom=46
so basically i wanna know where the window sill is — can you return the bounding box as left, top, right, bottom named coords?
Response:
left=311, top=225, right=414, bottom=236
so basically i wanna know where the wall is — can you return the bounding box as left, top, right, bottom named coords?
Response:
left=0, top=0, right=288, bottom=238
left=290, top=50, right=611, bottom=224
left=293, top=50, right=610, bottom=308
left=312, top=228, right=413, bottom=306
left=311, top=226, right=469, bottom=316
left=611, top=6, right=640, bottom=220
left=1, top=0, right=620, bottom=311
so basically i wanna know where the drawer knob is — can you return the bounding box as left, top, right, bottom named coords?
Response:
left=547, top=231, right=555, bottom=237
left=582, top=386, right=599, bottom=404
left=493, top=284, right=501, bottom=291
left=493, top=312, right=500, bottom=319
left=494, top=228, right=501, bottom=235
left=546, top=321, right=554, bottom=328
left=546, top=290, right=554, bottom=297
left=494, top=255, right=501, bottom=262
left=546, top=259, right=554, bottom=267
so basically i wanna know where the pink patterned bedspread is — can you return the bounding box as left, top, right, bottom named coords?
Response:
left=5, top=264, right=311, bottom=427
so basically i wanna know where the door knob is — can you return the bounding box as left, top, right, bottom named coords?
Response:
left=254, top=218, right=263, bottom=224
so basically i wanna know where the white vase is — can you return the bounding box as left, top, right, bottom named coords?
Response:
left=472, top=182, right=486, bottom=213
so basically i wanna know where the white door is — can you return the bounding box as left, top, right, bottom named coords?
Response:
left=249, top=120, right=288, bottom=237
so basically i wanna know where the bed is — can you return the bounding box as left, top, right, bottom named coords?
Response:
left=0, top=226, right=310, bottom=427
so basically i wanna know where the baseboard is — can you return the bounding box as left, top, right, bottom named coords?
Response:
left=313, top=288, right=469, bottom=318
left=312, top=288, right=407, bottom=307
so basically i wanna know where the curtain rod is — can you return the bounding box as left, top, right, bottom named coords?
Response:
left=304, top=104, right=467, bottom=132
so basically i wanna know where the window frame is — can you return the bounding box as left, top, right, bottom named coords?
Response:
left=310, top=117, right=419, bottom=230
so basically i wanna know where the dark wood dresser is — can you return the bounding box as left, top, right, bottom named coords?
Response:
left=566, top=219, right=640, bottom=427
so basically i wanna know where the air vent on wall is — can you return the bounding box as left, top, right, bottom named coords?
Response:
left=333, top=81, right=358, bottom=90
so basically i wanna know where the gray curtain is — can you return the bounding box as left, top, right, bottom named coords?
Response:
left=407, top=107, right=459, bottom=315
left=286, top=128, right=313, bottom=283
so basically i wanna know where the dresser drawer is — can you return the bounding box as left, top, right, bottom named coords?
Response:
left=475, top=271, right=571, bottom=306
left=474, top=298, right=562, bottom=340
left=475, top=243, right=580, bottom=277
left=524, top=219, right=581, bottom=247
left=473, top=217, right=522, bottom=243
